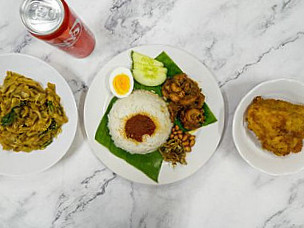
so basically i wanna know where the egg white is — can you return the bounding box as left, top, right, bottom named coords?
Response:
left=109, top=67, right=134, bottom=98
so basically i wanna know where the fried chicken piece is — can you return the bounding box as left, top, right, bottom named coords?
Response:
left=162, top=73, right=206, bottom=129
left=246, top=96, right=304, bottom=156
left=162, top=73, right=200, bottom=106
left=180, top=108, right=205, bottom=130
left=191, top=93, right=205, bottom=109
left=168, top=103, right=182, bottom=122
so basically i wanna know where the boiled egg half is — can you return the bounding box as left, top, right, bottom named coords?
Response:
left=109, top=67, right=134, bottom=98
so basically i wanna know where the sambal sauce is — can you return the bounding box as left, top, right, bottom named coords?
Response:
left=125, top=114, right=156, bottom=142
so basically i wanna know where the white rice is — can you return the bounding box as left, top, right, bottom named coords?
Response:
left=108, top=90, right=172, bottom=154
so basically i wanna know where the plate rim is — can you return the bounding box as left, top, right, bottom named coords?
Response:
left=0, top=53, right=78, bottom=176
left=232, top=78, right=304, bottom=176
left=84, top=44, right=225, bottom=185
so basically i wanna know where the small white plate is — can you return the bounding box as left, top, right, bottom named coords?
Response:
left=0, top=53, right=78, bottom=176
left=84, top=45, right=225, bottom=185
left=233, top=79, right=304, bottom=175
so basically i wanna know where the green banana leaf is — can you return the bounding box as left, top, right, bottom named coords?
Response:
left=95, top=51, right=217, bottom=182
left=95, top=97, right=162, bottom=182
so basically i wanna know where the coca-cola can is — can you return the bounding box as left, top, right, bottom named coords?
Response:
left=20, top=0, right=96, bottom=58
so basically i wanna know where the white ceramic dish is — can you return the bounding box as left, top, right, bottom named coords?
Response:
left=0, top=53, right=78, bottom=176
left=84, top=45, right=225, bottom=185
left=233, top=79, right=304, bottom=175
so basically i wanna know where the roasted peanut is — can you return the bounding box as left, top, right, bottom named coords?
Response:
left=169, top=125, right=196, bottom=153
left=182, top=135, right=189, bottom=141
left=190, top=140, right=195, bottom=147
left=185, top=146, right=191, bottom=152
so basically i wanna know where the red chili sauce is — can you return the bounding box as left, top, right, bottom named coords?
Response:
left=125, top=114, right=156, bottom=142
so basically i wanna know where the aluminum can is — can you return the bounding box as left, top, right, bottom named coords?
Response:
left=20, top=0, right=95, bottom=58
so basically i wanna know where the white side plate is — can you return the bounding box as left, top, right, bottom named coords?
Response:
left=0, top=53, right=78, bottom=176
left=233, top=79, right=304, bottom=175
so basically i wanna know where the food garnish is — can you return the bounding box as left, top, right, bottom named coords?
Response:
left=246, top=96, right=304, bottom=156
left=109, top=67, right=134, bottom=98
left=162, top=73, right=205, bottom=130
left=169, top=125, right=196, bottom=152
left=131, top=51, right=167, bottom=86
left=159, top=139, right=187, bottom=166
left=160, top=125, right=196, bottom=166
left=0, top=71, right=68, bottom=152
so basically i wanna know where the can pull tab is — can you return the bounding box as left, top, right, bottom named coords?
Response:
left=29, top=2, right=57, bottom=21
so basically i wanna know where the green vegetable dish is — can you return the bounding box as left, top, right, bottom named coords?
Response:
left=95, top=51, right=217, bottom=182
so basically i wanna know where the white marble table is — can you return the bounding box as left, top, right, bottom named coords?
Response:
left=1, top=0, right=304, bottom=227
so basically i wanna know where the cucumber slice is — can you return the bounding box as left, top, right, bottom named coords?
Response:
left=132, top=69, right=167, bottom=86
left=133, top=63, right=167, bottom=74
left=131, top=51, right=164, bottom=67
left=131, top=51, right=168, bottom=86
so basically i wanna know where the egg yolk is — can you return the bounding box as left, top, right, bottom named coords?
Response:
left=113, top=74, right=130, bottom=95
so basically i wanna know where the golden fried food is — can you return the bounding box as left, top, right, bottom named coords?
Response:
left=0, top=72, right=68, bottom=152
left=162, top=73, right=205, bottom=130
left=180, top=108, right=205, bottom=130
left=246, top=96, right=304, bottom=156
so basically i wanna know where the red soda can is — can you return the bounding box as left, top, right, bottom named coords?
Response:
left=20, top=0, right=95, bottom=58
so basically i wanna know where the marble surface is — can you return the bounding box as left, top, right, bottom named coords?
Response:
left=0, top=0, right=304, bottom=227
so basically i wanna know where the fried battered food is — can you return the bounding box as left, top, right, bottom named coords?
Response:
left=162, top=73, right=205, bottom=130
left=246, top=96, right=304, bottom=156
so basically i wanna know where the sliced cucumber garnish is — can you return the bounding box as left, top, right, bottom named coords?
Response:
left=133, top=63, right=167, bottom=74
left=132, top=69, right=167, bottom=86
left=131, top=51, right=168, bottom=86
left=131, top=51, right=164, bottom=67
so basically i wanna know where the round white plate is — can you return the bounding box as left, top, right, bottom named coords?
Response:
left=84, top=45, right=224, bottom=185
left=233, top=79, right=304, bottom=175
left=0, top=53, right=78, bottom=176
